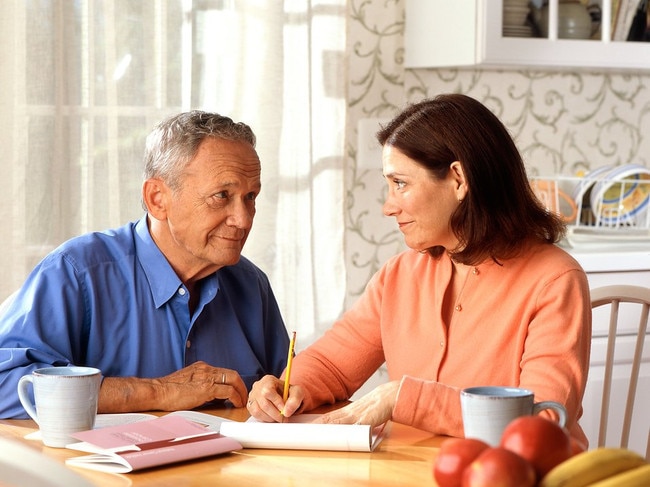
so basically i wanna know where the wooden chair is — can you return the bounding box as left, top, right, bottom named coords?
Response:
left=589, top=285, right=650, bottom=460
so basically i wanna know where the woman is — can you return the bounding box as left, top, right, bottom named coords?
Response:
left=248, top=94, right=591, bottom=444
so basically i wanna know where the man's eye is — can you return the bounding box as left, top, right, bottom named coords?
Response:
left=213, top=191, right=228, bottom=199
left=246, top=192, right=258, bottom=201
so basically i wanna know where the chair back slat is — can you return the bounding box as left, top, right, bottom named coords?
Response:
left=597, top=298, right=618, bottom=447
left=590, top=285, right=650, bottom=461
left=622, top=301, right=649, bottom=448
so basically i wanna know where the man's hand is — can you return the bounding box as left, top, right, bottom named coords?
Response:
left=98, top=361, right=248, bottom=413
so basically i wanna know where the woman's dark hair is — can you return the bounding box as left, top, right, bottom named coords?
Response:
left=376, top=93, right=565, bottom=265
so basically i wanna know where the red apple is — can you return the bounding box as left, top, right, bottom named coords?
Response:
left=499, top=415, right=572, bottom=479
left=461, top=447, right=536, bottom=487
left=433, top=438, right=490, bottom=487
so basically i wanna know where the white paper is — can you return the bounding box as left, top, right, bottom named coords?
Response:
left=221, top=414, right=387, bottom=452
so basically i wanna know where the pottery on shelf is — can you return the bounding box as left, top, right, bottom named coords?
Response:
left=532, top=0, right=594, bottom=39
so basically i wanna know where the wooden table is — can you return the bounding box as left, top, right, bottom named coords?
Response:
left=0, top=407, right=444, bottom=486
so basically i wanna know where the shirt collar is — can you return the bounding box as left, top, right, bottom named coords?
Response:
left=134, top=214, right=220, bottom=308
left=134, top=215, right=186, bottom=308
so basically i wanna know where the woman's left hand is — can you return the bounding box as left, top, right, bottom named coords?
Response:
left=315, top=380, right=400, bottom=427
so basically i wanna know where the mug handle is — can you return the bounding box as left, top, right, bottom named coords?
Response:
left=533, top=400, right=567, bottom=428
left=17, top=375, right=40, bottom=425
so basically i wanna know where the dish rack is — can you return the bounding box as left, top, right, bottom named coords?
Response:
left=529, top=173, right=650, bottom=247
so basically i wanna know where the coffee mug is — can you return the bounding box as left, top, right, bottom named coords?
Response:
left=17, top=366, right=101, bottom=448
left=461, top=386, right=567, bottom=446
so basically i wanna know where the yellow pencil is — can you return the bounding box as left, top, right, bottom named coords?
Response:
left=281, top=331, right=297, bottom=416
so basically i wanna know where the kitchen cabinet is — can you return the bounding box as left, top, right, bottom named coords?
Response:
left=404, top=0, right=650, bottom=71
left=567, top=247, right=650, bottom=456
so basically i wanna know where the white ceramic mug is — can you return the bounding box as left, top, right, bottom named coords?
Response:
left=461, top=386, right=567, bottom=446
left=17, top=366, right=101, bottom=448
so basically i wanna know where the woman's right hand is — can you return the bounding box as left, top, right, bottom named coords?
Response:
left=247, top=374, right=304, bottom=422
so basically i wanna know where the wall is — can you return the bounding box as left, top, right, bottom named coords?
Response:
left=345, top=0, right=650, bottom=310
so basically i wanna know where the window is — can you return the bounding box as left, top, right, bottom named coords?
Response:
left=0, top=0, right=346, bottom=338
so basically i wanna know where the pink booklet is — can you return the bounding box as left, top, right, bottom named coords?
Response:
left=65, top=415, right=242, bottom=473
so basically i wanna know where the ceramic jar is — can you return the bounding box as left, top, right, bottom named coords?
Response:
left=533, top=0, right=594, bottom=39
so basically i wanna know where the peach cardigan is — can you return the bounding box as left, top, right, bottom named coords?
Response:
left=290, top=244, right=592, bottom=444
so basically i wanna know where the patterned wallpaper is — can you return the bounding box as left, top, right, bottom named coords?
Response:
left=345, top=0, right=650, bottom=309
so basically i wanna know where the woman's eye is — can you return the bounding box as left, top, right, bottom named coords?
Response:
left=394, top=180, right=406, bottom=190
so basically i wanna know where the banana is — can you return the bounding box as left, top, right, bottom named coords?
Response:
left=539, top=447, right=648, bottom=487
left=587, top=464, right=650, bottom=487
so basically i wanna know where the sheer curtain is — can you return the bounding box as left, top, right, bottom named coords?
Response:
left=0, top=0, right=346, bottom=343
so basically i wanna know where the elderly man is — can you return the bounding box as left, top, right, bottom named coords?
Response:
left=0, top=111, right=289, bottom=418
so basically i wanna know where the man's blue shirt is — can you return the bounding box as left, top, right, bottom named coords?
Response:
left=0, top=215, right=290, bottom=418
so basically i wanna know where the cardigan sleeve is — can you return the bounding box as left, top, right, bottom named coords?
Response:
left=288, top=269, right=388, bottom=411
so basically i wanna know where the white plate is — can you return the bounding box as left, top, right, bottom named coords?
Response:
left=590, top=164, right=650, bottom=225
left=571, top=165, right=613, bottom=204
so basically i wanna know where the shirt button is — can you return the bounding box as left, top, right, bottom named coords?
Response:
left=178, top=288, right=186, bottom=296
left=186, top=340, right=191, bottom=349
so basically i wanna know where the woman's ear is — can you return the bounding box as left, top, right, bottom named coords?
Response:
left=449, top=161, right=468, bottom=201
left=142, top=178, right=168, bottom=220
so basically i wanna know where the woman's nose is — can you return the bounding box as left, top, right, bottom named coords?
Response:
left=382, top=197, right=398, bottom=217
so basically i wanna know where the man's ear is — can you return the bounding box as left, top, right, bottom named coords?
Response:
left=142, top=178, right=168, bottom=220
left=449, top=161, right=468, bottom=201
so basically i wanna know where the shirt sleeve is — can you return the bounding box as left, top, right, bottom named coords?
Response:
left=257, top=272, right=291, bottom=378
left=0, top=253, right=85, bottom=418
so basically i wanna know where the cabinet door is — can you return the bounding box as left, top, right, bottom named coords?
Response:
left=404, top=0, right=479, bottom=68
left=404, top=0, right=650, bottom=71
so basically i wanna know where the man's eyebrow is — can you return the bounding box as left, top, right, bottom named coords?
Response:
left=212, top=180, right=262, bottom=191
left=212, top=180, right=238, bottom=188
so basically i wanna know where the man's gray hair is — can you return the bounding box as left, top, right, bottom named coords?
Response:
left=143, top=110, right=256, bottom=191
